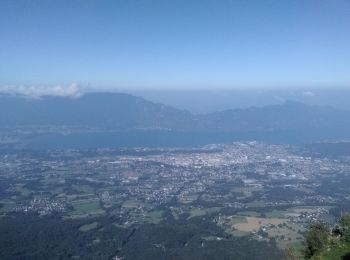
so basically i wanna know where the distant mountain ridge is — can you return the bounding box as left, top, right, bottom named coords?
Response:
left=0, top=93, right=192, bottom=130
left=198, top=100, right=350, bottom=132
left=1, top=92, right=350, bottom=142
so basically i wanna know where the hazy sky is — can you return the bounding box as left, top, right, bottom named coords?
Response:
left=1, top=0, right=350, bottom=89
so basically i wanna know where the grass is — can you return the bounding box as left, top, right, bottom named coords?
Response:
left=0, top=199, right=16, bottom=213
left=246, top=200, right=266, bottom=207
left=41, top=177, right=64, bottom=185
left=288, top=205, right=333, bottom=213
left=218, top=215, right=249, bottom=237
left=228, top=216, right=248, bottom=225
left=233, top=217, right=288, bottom=232
left=231, top=230, right=250, bottom=237
left=52, top=186, right=65, bottom=194
left=315, top=242, right=350, bottom=260
left=13, top=185, right=31, bottom=197
left=264, top=210, right=286, bottom=218
left=122, top=200, right=143, bottom=208
left=236, top=210, right=261, bottom=217
left=72, top=184, right=95, bottom=194
left=188, top=207, right=221, bottom=219
left=263, top=222, right=305, bottom=249
left=144, top=210, right=164, bottom=224
left=231, top=186, right=262, bottom=197
left=225, top=214, right=303, bottom=249
left=79, top=221, right=99, bottom=232
left=69, top=199, right=105, bottom=218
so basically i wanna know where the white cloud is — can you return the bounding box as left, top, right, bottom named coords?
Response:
left=273, top=95, right=285, bottom=102
left=0, top=83, right=84, bottom=98
left=302, top=91, right=315, bottom=97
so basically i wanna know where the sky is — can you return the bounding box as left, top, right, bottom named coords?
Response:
left=0, top=0, right=350, bottom=90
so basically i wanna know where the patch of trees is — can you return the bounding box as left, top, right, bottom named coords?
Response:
left=266, top=186, right=303, bottom=201
left=0, top=214, right=130, bottom=260
left=301, top=215, right=350, bottom=259
left=0, top=213, right=285, bottom=260
left=118, top=223, right=284, bottom=260
left=318, top=176, right=350, bottom=196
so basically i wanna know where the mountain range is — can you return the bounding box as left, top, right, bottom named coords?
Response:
left=1, top=92, right=350, bottom=146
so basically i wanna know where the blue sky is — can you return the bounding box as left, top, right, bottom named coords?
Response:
left=0, top=0, right=349, bottom=89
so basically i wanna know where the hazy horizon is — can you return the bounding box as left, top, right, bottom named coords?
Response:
left=1, top=85, right=350, bottom=114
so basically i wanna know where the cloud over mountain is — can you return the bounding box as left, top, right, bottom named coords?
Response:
left=302, top=91, right=315, bottom=97
left=0, top=83, right=84, bottom=98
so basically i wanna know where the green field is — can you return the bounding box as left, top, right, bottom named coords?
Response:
left=266, top=222, right=304, bottom=249
left=79, top=221, right=99, bottom=232
left=69, top=199, right=105, bottom=218
left=122, top=200, right=144, bottom=208
left=72, top=184, right=95, bottom=194
left=264, top=210, right=286, bottom=218
left=144, top=210, right=164, bottom=224
left=231, top=186, right=262, bottom=198
left=236, top=210, right=261, bottom=217
left=228, top=216, right=248, bottom=225
left=230, top=230, right=250, bottom=237
left=245, top=200, right=266, bottom=207
left=0, top=199, right=16, bottom=213
left=13, top=185, right=31, bottom=197
left=188, top=207, right=221, bottom=219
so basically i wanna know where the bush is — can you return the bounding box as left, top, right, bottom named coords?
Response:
left=341, top=215, right=350, bottom=242
left=304, top=222, right=329, bottom=258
